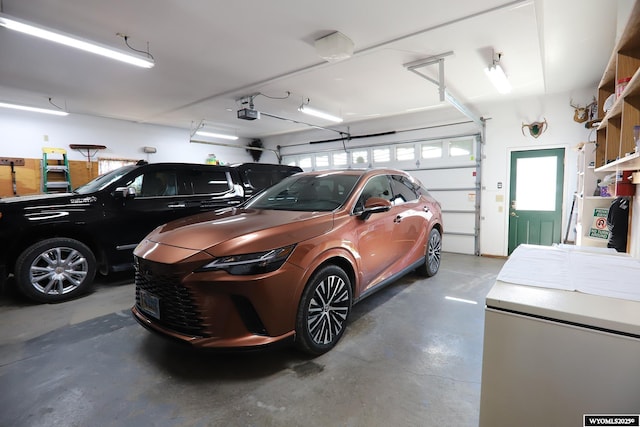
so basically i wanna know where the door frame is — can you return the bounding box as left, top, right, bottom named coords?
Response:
left=505, top=145, right=569, bottom=255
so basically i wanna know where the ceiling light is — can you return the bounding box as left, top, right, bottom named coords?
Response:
left=484, top=52, right=511, bottom=94
left=0, top=101, right=69, bottom=116
left=195, top=131, right=238, bottom=140
left=0, top=13, right=154, bottom=68
left=298, top=104, right=343, bottom=123
left=315, top=31, right=354, bottom=63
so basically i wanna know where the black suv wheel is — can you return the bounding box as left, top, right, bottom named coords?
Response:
left=15, top=238, right=97, bottom=303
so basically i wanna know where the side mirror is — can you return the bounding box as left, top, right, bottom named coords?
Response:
left=359, top=197, right=391, bottom=220
left=114, top=186, right=136, bottom=199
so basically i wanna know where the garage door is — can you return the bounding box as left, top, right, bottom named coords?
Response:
left=409, top=163, right=479, bottom=255
left=281, top=132, right=482, bottom=256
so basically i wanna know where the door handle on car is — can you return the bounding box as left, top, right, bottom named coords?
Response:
left=167, top=203, right=185, bottom=208
left=394, top=215, right=403, bottom=223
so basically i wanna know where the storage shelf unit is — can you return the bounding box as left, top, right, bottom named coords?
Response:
left=594, top=0, right=640, bottom=175
left=575, top=142, right=613, bottom=247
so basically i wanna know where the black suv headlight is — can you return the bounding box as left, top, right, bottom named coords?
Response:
left=198, top=245, right=296, bottom=275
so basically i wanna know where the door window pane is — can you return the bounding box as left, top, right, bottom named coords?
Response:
left=193, top=171, right=231, bottom=195
left=355, top=175, right=392, bottom=213
left=390, top=175, right=418, bottom=204
left=140, top=171, right=178, bottom=197
left=516, top=156, right=557, bottom=211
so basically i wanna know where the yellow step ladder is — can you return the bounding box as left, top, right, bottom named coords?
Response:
left=42, top=147, right=72, bottom=193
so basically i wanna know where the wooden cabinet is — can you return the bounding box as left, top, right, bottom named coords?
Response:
left=595, top=0, right=640, bottom=175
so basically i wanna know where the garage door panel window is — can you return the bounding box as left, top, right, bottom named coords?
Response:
left=351, top=150, right=368, bottom=166
left=449, top=138, right=474, bottom=158
left=332, top=152, right=348, bottom=167
left=396, top=146, right=416, bottom=162
left=373, top=148, right=391, bottom=164
left=315, top=154, right=330, bottom=168
left=421, top=142, right=443, bottom=159
left=299, top=157, right=312, bottom=169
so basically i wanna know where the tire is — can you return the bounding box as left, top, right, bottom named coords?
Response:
left=418, top=228, right=442, bottom=277
left=15, top=238, right=97, bottom=303
left=295, top=265, right=352, bottom=355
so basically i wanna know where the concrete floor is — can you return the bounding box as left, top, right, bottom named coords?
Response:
left=0, top=253, right=505, bottom=427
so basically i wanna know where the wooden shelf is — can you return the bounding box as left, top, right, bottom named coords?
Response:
left=595, top=0, right=640, bottom=169
left=595, top=151, right=640, bottom=172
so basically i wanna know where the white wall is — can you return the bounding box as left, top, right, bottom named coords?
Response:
left=0, top=109, right=253, bottom=165
left=479, top=90, right=595, bottom=255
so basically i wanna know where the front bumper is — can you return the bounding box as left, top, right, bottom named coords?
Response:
left=132, top=254, right=307, bottom=349
left=131, top=305, right=295, bottom=349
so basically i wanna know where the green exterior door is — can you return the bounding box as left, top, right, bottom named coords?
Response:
left=508, top=148, right=565, bottom=255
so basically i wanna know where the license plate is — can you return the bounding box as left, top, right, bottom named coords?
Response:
left=139, top=289, right=160, bottom=319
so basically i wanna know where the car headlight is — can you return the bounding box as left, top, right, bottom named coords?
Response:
left=198, top=244, right=296, bottom=275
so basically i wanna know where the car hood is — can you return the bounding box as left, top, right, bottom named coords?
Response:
left=144, top=208, right=334, bottom=256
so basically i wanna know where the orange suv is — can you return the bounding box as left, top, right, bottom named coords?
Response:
left=132, top=168, right=443, bottom=354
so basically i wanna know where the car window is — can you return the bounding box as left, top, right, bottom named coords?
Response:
left=189, top=170, right=233, bottom=195
left=74, top=165, right=138, bottom=194
left=390, top=175, right=419, bottom=205
left=240, top=166, right=302, bottom=192
left=121, top=171, right=177, bottom=197
left=354, top=175, right=392, bottom=213
left=247, top=173, right=359, bottom=211
left=126, top=171, right=177, bottom=197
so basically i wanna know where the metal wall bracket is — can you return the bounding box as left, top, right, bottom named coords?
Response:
left=0, top=158, right=25, bottom=166
left=404, top=51, right=484, bottom=127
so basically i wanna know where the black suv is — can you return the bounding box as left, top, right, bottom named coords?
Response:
left=0, top=162, right=301, bottom=303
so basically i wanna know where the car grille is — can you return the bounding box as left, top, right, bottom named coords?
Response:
left=134, top=257, right=209, bottom=337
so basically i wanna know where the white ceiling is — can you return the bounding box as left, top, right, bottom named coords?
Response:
left=0, top=0, right=627, bottom=140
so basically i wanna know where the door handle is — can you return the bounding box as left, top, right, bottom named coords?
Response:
left=394, top=215, right=403, bottom=223
left=168, top=203, right=185, bottom=208
left=510, top=212, right=519, bottom=217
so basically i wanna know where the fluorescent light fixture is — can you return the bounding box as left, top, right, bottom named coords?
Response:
left=195, top=131, right=238, bottom=140
left=298, top=104, right=343, bottom=123
left=485, top=63, right=511, bottom=94
left=0, top=101, right=69, bottom=116
left=0, top=13, right=154, bottom=68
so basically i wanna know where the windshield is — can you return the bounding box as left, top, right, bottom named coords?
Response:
left=74, top=165, right=138, bottom=194
left=246, top=173, right=360, bottom=211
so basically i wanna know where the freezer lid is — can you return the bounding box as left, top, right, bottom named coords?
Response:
left=487, top=281, right=640, bottom=336
left=496, top=244, right=640, bottom=301
left=488, top=245, right=640, bottom=336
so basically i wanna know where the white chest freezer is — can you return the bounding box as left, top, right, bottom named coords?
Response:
left=479, top=245, right=640, bottom=427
